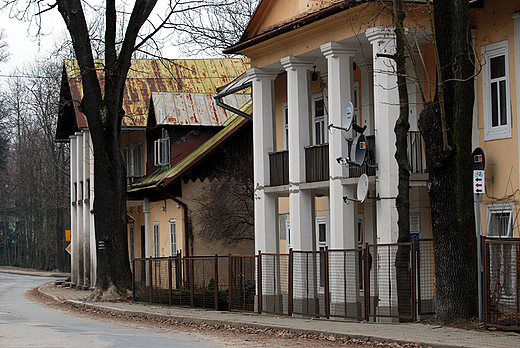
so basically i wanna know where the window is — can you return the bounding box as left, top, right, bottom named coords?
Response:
left=487, top=203, right=514, bottom=238
left=283, top=102, right=289, bottom=150
left=313, top=94, right=327, bottom=145
left=487, top=203, right=515, bottom=297
left=316, top=217, right=327, bottom=289
left=169, top=219, right=177, bottom=256
left=129, top=224, right=135, bottom=260
left=154, top=129, right=170, bottom=166
left=482, top=41, right=511, bottom=141
left=123, top=143, right=144, bottom=177
left=153, top=222, right=160, bottom=257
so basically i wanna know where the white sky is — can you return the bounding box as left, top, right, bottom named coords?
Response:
left=0, top=7, right=66, bottom=76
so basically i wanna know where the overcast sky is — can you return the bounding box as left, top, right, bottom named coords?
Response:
left=0, top=7, right=65, bottom=76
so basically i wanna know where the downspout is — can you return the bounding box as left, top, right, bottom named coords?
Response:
left=214, top=81, right=253, bottom=121
left=156, top=182, right=191, bottom=257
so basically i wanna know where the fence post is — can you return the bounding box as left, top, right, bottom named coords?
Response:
left=190, top=255, right=194, bottom=308
left=148, top=257, right=153, bottom=304
left=228, top=254, right=232, bottom=312
left=168, top=256, right=173, bottom=306
left=288, top=248, right=293, bottom=316
left=411, top=237, right=417, bottom=321
left=258, top=251, right=262, bottom=314
left=482, top=237, right=488, bottom=328
left=132, top=259, right=136, bottom=303
left=364, top=243, right=369, bottom=322
left=215, top=254, right=219, bottom=310
left=324, top=247, right=330, bottom=319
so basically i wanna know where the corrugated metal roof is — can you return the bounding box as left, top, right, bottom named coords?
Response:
left=151, top=92, right=250, bottom=126
left=61, top=58, right=250, bottom=131
left=128, top=99, right=252, bottom=192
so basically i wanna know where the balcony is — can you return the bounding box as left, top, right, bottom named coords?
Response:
left=267, top=132, right=426, bottom=187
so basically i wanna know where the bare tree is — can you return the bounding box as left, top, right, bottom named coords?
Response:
left=0, top=29, right=9, bottom=63
left=172, top=0, right=259, bottom=56
left=191, top=147, right=254, bottom=245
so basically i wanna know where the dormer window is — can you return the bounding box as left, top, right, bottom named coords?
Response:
left=154, top=128, right=170, bottom=166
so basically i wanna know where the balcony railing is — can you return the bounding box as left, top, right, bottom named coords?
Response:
left=305, top=143, right=329, bottom=183
left=267, top=132, right=426, bottom=187
left=269, top=149, right=289, bottom=186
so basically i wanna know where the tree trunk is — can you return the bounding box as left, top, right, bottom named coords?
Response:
left=418, top=0, right=477, bottom=323
left=393, top=0, right=412, bottom=321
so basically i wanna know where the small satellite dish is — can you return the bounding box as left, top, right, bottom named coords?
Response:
left=342, top=102, right=354, bottom=131
left=350, top=134, right=367, bottom=166
left=357, top=174, right=369, bottom=203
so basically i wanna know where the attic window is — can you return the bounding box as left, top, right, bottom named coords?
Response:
left=154, top=129, right=170, bottom=166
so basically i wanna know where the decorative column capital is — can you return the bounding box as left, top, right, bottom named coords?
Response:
left=247, top=67, right=279, bottom=81
left=320, top=42, right=356, bottom=59
left=280, top=56, right=314, bottom=71
left=365, top=26, right=396, bottom=44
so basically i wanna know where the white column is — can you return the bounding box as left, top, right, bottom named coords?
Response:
left=247, top=68, right=279, bottom=254
left=359, top=61, right=375, bottom=136
left=366, top=27, right=399, bottom=244
left=82, top=131, right=91, bottom=289
left=281, top=56, right=314, bottom=251
left=69, top=135, right=78, bottom=287
left=321, top=42, right=357, bottom=250
left=87, top=132, right=97, bottom=289
left=143, top=198, right=151, bottom=258
left=74, top=131, right=84, bottom=288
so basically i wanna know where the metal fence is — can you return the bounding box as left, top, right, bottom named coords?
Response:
left=133, top=239, right=436, bottom=322
left=483, top=237, right=520, bottom=330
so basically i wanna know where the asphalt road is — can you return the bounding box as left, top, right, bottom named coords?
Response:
left=0, top=272, right=226, bottom=347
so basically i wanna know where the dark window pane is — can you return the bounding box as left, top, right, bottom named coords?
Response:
left=490, top=55, right=505, bottom=79
left=491, top=82, right=499, bottom=127
left=499, top=80, right=507, bottom=126
left=315, top=98, right=324, bottom=117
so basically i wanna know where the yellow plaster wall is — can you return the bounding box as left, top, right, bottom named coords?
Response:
left=120, top=130, right=146, bottom=148
left=473, top=2, right=520, bottom=236
left=149, top=199, right=185, bottom=257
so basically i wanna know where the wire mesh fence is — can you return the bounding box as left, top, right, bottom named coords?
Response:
left=132, top=239, right=441, bottom=322
left=483, top=238, right=520, bottom=330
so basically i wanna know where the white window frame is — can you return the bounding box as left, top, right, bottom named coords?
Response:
left=482, top=41, right=511, bottom=141
left=153, top=221, right=160, bottom=257
left=169, top=219, right=177, bottom=256
left=312, top=93, right=327, bottom=145
left=486, top=203, right=514, bottom=238
left=316, top=216, right=328, bottom=290
left=123, top=143, right=144, bottom=177
left=154, top=129, right=170, bottom=166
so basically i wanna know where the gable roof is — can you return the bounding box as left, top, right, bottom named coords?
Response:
left=128, top=99, right=252, bottom=193
left=224, top=0, right=357, bottom=54
left=56, top=58, right=250, bottom=140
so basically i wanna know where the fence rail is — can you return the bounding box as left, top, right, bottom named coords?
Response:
left=132, top=238, right=517, bottom=327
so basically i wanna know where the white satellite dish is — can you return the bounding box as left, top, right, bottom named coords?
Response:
left=342, top=102, right=354, bottom=131
left=357, top=174, right=369, bottom=203
left=350, top=134, right=367, bottom=166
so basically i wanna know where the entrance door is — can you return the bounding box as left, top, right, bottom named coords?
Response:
left=140, top=225, right=146, bottom=258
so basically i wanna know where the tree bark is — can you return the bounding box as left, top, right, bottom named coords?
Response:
left=393, top=0, right=412, bottom=322
left=418, top=0, right=477, bottom=323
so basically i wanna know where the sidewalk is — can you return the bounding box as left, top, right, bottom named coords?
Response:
left=31, top=279, right=519, bottom=348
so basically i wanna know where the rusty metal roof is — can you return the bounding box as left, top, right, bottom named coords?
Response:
left=150, top=92, right=250, bottom=127
left=57, top=58, right=250, bottom=138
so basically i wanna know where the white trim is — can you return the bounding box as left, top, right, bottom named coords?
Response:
left=481, top=40, right=512, bottom=141
left=153, top=221, right=160, bottom=257
left=312, top=92, right=327, bottom=145
left=283, top=102, right=289, bottom=150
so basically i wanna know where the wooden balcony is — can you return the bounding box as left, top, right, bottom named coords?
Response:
left=267, top=132, right=426, bottom=187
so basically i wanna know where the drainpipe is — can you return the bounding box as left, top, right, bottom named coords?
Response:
left=214, top=81, right=253, bottom=121
left=156, top=183, right=191, bottom=256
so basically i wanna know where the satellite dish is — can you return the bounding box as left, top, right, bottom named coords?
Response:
left=342, top=102, right=354, bottom=131
left=357, top=174, right=369, bottom=203
left=350, top=134, right=367, bottom=166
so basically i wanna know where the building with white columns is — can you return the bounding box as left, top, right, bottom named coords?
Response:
left=224, top=1, right=434, bottom=256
